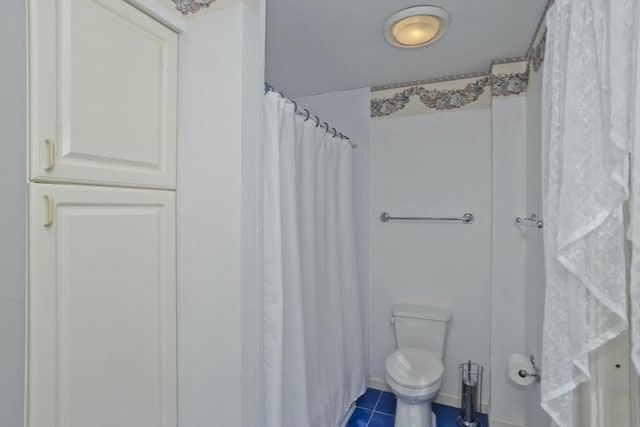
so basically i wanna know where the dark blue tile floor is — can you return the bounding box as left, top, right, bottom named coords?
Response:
left=347, top=388, right=489, bottom=427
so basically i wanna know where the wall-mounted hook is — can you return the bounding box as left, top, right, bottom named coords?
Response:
left=515, top=214, right=543, bottom=229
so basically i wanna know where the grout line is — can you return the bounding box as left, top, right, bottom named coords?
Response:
left=365, top=391, right=384, bottom=426
left=364, top=408, right=374, bottom=427
left=372, top=410, right=395, bottom=419
left=372, top=391, right=383, bottom=412
left=374, top=391, right=396, bottom=417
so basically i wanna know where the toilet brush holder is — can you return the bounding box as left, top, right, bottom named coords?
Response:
left=457, top=361, right=483, bottom=427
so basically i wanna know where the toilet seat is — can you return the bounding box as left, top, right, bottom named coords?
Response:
left=385, top=348, right=444, bottom=397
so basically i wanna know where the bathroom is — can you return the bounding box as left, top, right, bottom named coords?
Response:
left=1, top=1, right=639, bottom=427
left=267, top=2, right=548, bottom=426
left=266, top=1, right=639, bottom=426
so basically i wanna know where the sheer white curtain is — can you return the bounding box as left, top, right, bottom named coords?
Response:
left=541, top=1, right=637, bottom=426
left=261, top=91, right=366, bottom=427
left=630, top=0, right=640, bottom=382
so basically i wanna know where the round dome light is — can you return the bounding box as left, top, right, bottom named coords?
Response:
left=384, top=6, right=450, bottom=48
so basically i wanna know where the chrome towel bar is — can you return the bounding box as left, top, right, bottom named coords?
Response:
left=380, top=212, right=474, bottom=224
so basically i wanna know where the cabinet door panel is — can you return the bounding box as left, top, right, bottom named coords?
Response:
left=30, top=0, right=177, bottom=188
left=28, top=184, right=176, bottom=427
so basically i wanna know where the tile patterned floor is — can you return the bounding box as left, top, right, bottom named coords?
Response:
left=347, top=388, right=490, bottom=427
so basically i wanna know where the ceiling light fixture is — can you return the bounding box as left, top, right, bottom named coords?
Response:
left=383, top=6, right=450, bottom=48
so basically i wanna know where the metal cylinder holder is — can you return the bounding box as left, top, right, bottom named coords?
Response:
left=457, top=361, right=483, bottom=427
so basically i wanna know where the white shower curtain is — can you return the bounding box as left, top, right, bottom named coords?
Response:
left=541, top=1, right=637, bottom=426
left=261, top=91, right=366, bottom=427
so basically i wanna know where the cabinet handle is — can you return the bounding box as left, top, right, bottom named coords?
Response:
left=43, top=195, right=53, bottom=227
left=44, top=138, right=55, bottom=171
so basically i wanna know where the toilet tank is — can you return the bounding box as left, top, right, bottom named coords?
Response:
left=392, top=304, right=452, bottom=359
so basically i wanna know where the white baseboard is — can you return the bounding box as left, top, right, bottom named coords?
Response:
left=367, top=377, right=391, bottom=392
left=488, top=418, right=525, bottom=427
left=368, top=376, right=490, bottom=414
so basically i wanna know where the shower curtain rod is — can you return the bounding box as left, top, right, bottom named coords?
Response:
left=265, top=83, right=357, bottom=149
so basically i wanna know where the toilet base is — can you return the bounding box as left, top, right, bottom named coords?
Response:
left=393, top=399, right=437, bottom=427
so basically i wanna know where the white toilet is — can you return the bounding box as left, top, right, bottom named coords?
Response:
left=385, top=304, right=452, bottom=427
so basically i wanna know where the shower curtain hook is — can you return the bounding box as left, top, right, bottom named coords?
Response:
left=332, top=127, right=337, bottom=137
left=291, top=100, right=298, bottom=113
left=278, top=91, right=285, bottom=99
left=304, top=109, right=310, bottom=121
left=322, top=122, right=329, bottom=132
left=339, top=132, right=344, bottom=139
left=346, top=137, right=356, bottom=148
left=314, top=116, right=320, bottom=127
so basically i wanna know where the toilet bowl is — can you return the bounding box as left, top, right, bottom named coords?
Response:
left=385, top=348, right=443, bottom=427
left=384, top=304, right=451, bottom=427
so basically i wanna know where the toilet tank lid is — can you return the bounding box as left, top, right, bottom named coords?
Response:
left=392, top=304, right=452, bottom=322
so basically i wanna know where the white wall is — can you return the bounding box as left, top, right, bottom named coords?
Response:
left=0, top=2, right=26, bottom=426
left=177, top=1, right=262, bottom=424
left=490, top=95, right=527, bottom=426
left=294, top=87, right=372, bottom=382
left=370, top=109, right=492, bottom=402
left=523, top=63, right=551, bottom=427
left=240, top=0, right=265, bottom=425
left=0, top=2, right=263, bottom=426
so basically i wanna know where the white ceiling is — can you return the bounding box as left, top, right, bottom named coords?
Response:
left=266, top=0, right=547, bottom=98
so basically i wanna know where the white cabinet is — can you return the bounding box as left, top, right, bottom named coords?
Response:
left=29, top=0, right=178, bottom=189
left=28, top=183, right=177, bottom=427
left=21, top=1, right=179, bottom=425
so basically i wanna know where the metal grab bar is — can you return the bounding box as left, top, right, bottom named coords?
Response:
left=380, top=212, right=474, bottom=224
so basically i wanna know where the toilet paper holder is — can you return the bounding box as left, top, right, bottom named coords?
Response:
left=518, top=355, right=541, bottom=382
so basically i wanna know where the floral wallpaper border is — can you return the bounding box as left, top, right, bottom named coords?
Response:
left=371, top=72, right=488, bottom=93
left=171, top=0, right=217, bottom=16
left=370, top=62, right=529, bottom=118
left=526, top=2, right=548, bottom=74
left=528, top=29, right=546, bottom=73
left=491, top=71, right=528, bottom=97
left=371, top=77, right=489, bottom=118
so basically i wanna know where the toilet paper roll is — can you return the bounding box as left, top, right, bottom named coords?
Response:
left=507, top=353, right=536, bottom=387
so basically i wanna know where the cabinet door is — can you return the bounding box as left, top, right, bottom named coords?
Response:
left=29, top=0, right=178, bottom=189
left=28, top=184, right=176, bottom=427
